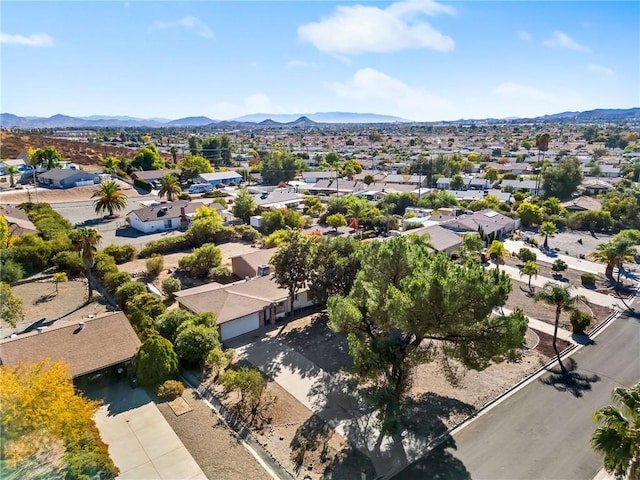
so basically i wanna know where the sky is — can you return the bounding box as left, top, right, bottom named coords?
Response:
left=1, top=1, right=639, bottom=122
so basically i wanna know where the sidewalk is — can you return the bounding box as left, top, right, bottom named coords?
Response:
left=504, top=240, right=604, bottom=275
left=499, top=307, right=577, bottom=345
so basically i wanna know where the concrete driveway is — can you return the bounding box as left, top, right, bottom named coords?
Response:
left=89, top=379, right=206, bottom=480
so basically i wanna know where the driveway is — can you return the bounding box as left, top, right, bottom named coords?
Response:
left=88, top=378, right=206, bottom=480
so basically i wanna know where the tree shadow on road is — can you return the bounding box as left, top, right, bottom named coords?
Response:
left=388, top=437, right=471, bottom=480
left=540, top=357, right=600, bottom=398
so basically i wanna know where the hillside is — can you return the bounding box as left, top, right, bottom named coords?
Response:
left=0, top=131, right=171, bottom=169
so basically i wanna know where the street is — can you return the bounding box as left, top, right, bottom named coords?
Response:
left=392, top=297, right=640, bottom=480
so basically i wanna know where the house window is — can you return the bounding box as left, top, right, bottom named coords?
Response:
left=164, top=219, right=172, bottom=228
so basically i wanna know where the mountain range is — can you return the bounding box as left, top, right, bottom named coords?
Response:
left=1, top=108, right=638, bottom=129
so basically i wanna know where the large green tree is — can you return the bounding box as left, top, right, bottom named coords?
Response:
left=260, top=150, right=306, bottom=185
left=132, top=144, right=164, bottom=171
left=136, top=333, right=180, bottom=386
left=232, top=188, right=257, bottom=223
left=270, top=229, right=317, bottom=316
left=31, top=146, right=64, bottom=170
left=591, top=382, right=640, bottom=480
left=542, top=157, right=583, bottom=199
left=178, top=154, right=213, bottom=180
left=70, top=227, right=101, bottom=301
left=91, top=180, right=127, bottom=217
left=328, top=236, right=527, bottom=435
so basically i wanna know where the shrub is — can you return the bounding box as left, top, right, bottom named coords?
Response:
left=212, top=226, right=235, bottom=243
left=138, top=234, right=189, bottom=257
left=157, top=380, right=185, bottom=400
left=581, top=272, right=596, bottom=288
left=93, top=251, right=118, bottom=278
left=125, top=292, right=166, bottom=318
left=570, top=310, right=592, bottom=335
left=0, top=259, right=25, bottom=284
left=233, top=224, right=262, bottom=242
left=133, top=178, right=152, bottom=192
left=52, top=251, right=84, bottom=276
left=178, top=244, right=221, bottom=277
left=174, top=323, right=220, bottom=365
left=263, top=230, right=288, bottom=248
left=155, top=308, right=192, bottom=342
left=517, top=247, right=537, bottom=263
left=103, top=244, right=137, bottom=264
left=210, top=266, right=232, bottom=282
left=178, top=193, right=192, bottom=201
left=162, top=277, right=182, bottom=299
left=114, top=281, right=146, bottom=307
left=146, top=255, right=164, bottom=279
left=136, top=333, right=180, bottom=387
left=103, top=271, right=132, bottom=294
left=552, top=259, right=568, bottom=275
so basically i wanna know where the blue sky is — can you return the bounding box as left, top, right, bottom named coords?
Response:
left=1, top=1, right=638, bottom=121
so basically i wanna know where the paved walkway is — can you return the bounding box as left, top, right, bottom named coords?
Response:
left=236, top=338, right=426, bottom=476
left=504, top=240, right=605, bottom=275
left=499, top=307, right=577, bottom=345
left=92, top=381, right=206, bottom=480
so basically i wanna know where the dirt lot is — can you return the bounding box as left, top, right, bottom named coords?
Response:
left=1, top=278, right=110, bottom=338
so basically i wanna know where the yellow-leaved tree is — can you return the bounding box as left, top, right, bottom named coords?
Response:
left=0, top=360, right=118, bottom=479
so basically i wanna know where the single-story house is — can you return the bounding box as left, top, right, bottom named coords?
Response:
left=301, top=171, right=337, bottom=184
left=384, top=174, right=427, bottom=186
left=580, top=179, right=614, bottom=196
left=403, top=224, right=463, bottom=256
left=443, top=209, right=520, bottom=243
left=0, top=205, right=39, bottom=237
left=128, top=200, right=205, bottom=234
left=561, top=196, right=603, bottom=212
left=231, top=248, right=278, bottom=279
left=254, top=189, right=306, bottom=209
left=196, top=171, right=242, bottom=186
left=0, top=312, right=141, bottom=379
left=0, top=158, right=33, bottom=179
left=177, top=274, right=314, bottom=342
left=305, top=179, right=366, bottom=197
left=500, top=179, right=542, bottom=195
left=130, top=169, right=180, bottom=183
left=37, top=169, right=101, bottom=189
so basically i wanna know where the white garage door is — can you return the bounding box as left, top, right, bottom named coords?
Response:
left=220, top=313, right=260, bottom=341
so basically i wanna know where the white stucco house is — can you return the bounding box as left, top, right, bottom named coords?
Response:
left=127, top=200, right=206, bottom=234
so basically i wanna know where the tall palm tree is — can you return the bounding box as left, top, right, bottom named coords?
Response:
left=519, top=260, right=539, bottom=291
left=589, top=239, right=636, bottom=283
left=540, top=221, right=557, bottom=250
left=591, top=383, right=640, bottom=480
left=534, top=282, right=585, bottom=359
left=486, top=240, right=507, bottom=270
left=158, top=174, right=182, bottom=201
left=5, top=166, right=19, bottom=187
left=70, top=227, right=101, bottom=301
left=535, top=133, right=550, bottom=195
left=91, top=180, right=127, bottom=217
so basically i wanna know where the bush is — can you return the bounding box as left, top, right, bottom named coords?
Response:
left=162, top=277, right=182, bottom=299
left=174, top=324, right=220, bottom=365
left=146, top=255, right=164, bottom=279
left=157, top=380, right=185, bottom=400
left=138, top=234, right=190, bottom=257
left=136, top=333, right=180, bottom=387
left=581, top=272, right=596, bottom=288
left=125, top=292, right=167, bottom=317
left=210, top=266, right=232, bottom=282
left=114, top=281, right=147, bottom=307
left=552, top=259, right=568, bottom=275
left=178, top=244, right=222, bottom=277
left=212, top=226, right=235, bottom=243
left=103, top=244, right=137, bottom=264
left=203, top=190, right=229, bottom=198
left=233, top=224, right=262, bottom=243
left=516, top=247, right=537, bottom=263
left=570, top=310, right=592, bottom=335
left=0, top=259, right=25, bottom=284
left=178, top=193, right=192, bottom=201
left=103, top=271, right=132, bottom=294
left=52, top=251, right=84, bottom=276
left=134, top=178, right=152, bottom=193
left=155, top=308, right=192, bottom=341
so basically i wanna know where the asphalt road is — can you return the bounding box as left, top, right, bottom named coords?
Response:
left=392, top=298, right=640, bottom=480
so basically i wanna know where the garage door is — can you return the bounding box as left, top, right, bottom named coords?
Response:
left=220, top=313, right=260, bottom=341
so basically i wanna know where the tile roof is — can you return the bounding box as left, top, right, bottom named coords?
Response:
left=0, top=312, right=141, bottom=378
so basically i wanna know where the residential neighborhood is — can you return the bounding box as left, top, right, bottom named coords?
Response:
left=1, top=117, right=639, bottom=480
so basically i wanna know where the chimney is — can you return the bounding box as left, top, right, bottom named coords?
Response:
left=180, top=207, right=187, bottom=222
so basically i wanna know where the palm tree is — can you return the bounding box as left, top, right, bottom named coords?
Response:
left=70, top=228, right=101, bottom=301
left=158, top=174, right=182, bottom=201
left=458, top=232, right=484, bottom=259
left=486, top=240, right=507, bottom=270
left=5, top=166, right=19, bottom=187
left=91, top=180, right=127, bottom=218
left=589, top=239, right=636, bottom=283
left=591, top=383, right=640, bottom=480
left=535, top=133, right=550, bottom=195
left=534, top=282, right=585, bottom=359
left=520, top=260, right=539, bottom=291
left=540, top=221, right=557, bottom=250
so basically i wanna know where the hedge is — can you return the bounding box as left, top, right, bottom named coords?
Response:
left=133, top=178, right=152, bottom=193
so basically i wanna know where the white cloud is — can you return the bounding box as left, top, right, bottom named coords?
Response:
left=298, top=0, right=455, bottom=55
left=327, top=68, right=449, bottom=120
left=286, top=60, right=318, bottom=69
left=517, top=30, right=532, bottom=41
left=492, top=82, right=550, bottom=101
left=150, top=16, right=214, bottom=39
left=543, top=31, right=588, bottom=52
left=0, top=33, right=54, bottom=47
left=587, top=63, right=614, bottom=78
